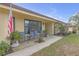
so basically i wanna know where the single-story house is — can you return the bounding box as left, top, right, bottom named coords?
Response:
left=0, top=3, right=66, bottom=42
left=67, top=23, right=78, bottom=33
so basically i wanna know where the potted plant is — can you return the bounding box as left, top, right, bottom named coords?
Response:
left=37, top=33, right=44, bottom=43
left=0, top=41, right=10, bottom=56
left=10, top=31, right=21, bottom=48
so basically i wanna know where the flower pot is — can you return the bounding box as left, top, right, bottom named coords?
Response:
left=11, top=41, right=19, bottom=48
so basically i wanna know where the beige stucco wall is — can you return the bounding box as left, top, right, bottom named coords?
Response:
left=15, top=18, right=24, bottom=32
left=13, top=13, right=24, bottom=32
left=42, top=22, right=45, bottom=31
left=45, top=22, right=54, bottom=35
left=42, top=21, right=55, bottom=35
left=0, top=9, right=8, bottom=42
left=0, top=8, right=25, bottom=42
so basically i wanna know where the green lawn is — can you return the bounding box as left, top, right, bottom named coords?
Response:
left=32, top=34, right=79, bottom=56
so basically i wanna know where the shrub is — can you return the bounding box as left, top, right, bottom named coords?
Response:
left=9, top=31, right=22, bottom=48
left=38, top=37, right=44, bottom=43
left=10, top=31, right=21, bottom=41
left=0, top=41, right=10, bottom=56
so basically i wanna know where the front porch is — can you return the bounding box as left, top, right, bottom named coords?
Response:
left=12, top=10, right=56, bottom=41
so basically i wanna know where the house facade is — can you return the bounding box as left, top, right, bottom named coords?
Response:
left=67, top=24, right=78, bottom=33
left=0, top=3, right=65, bottom=42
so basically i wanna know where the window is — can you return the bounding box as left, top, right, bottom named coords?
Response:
left=24, top=19, right=42, bottom=34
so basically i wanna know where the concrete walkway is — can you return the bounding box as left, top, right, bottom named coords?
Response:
left=6, top=36, right=62, bottom=56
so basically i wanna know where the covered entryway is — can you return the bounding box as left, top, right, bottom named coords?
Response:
left=24, top=19, right=55, bottom=40
left=42, top=21, right=55, bottom=36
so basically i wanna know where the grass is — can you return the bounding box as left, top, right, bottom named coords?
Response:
left=32, top=34, right=79, bottom=56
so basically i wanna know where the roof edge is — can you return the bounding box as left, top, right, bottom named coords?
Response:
left=0, top=3, right=66, bottom=24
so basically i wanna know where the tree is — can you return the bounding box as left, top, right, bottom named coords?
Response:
left=59, top=24, right=65, bottom=35
left=69, top=13, right=79, bottom=34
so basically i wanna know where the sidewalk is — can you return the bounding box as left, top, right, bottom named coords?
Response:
left=6, top=36, right=62, bottom=56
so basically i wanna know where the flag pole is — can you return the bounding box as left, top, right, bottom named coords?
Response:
left=8, top=3, right=14, bottom=52
left=8, top=3, right=14, bottom=36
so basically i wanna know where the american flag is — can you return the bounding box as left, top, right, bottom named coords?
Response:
left=8, top=4, right=14, bottom=36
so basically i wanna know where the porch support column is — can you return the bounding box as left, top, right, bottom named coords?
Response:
left=51, top=23, right=55, bottom=35
left=42, top=22, right=45, bottom=31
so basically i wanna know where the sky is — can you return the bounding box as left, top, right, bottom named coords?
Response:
left=16, top=3, right=79, bottom=23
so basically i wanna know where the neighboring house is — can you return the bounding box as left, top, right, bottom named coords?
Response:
left=68, top=13, right=79, bottom=33
left=0, top=3, right=66, bottom=42
left=67, top=23, right=77, bottom=33
left=68, top=17, right=78, bottom=33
